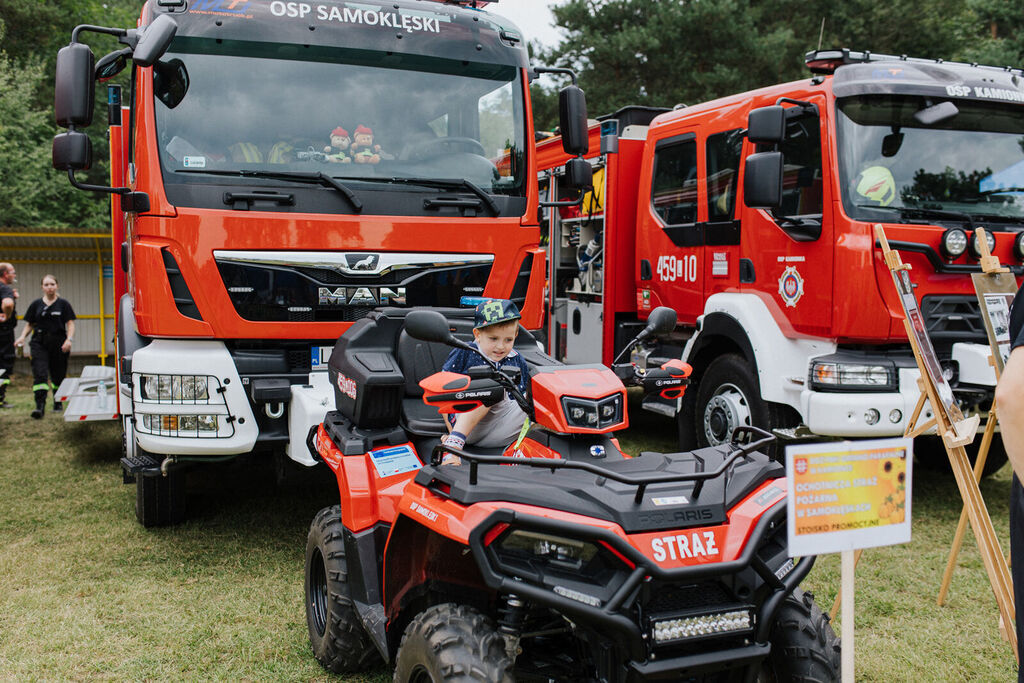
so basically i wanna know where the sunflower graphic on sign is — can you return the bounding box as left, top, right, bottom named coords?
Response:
left=778, top=266, right=805, bottom=307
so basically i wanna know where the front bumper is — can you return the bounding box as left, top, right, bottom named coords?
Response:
left=802, top=342, right=995, bottom=438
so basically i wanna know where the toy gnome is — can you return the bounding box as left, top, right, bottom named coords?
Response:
left=350, top=124, right=382, bottom=164
left=323, top=126, right=352, bottom=163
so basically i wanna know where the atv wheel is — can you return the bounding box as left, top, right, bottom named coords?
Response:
left=393, top=603, right=513, bottom=682
left=305, top=505, right=381, bottom=674
left=695, top=354, right=769, bottom=448
left=915, top=433, right=1009, bottom=479
left=760, top=588, right=841, bottom=682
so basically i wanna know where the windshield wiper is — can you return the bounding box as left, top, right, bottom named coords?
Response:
left=343, top=176, right=499, bottom=216
left=854, top=204, right=975, bottom=228
left=178, top=169, right=362, bottom=212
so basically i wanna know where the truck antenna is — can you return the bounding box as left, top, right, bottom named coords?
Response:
left=817, top=17, right=825, bottom=51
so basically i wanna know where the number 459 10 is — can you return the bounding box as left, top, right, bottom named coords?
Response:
left=656, top=254, right=697, bottom=282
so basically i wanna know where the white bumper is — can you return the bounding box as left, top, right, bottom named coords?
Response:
left=287, top=372, right=334, bottom=467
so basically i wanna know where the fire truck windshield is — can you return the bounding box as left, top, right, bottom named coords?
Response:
left=836, top=95, right=1024, bottom=224
left=152, top=41, right=526, bottom=214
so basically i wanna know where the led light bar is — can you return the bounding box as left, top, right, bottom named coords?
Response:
left=651, top=609, right=753, bottom=644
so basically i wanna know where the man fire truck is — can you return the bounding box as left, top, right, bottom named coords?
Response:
left=52, top=0, right=588, bottom=525
left=538, top=49, right=1024, bottom=473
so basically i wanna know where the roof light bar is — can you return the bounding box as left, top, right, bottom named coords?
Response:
left=805, top=48, right=1024, bottom=77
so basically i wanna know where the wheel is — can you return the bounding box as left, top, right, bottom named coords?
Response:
left=694, top=354, right=770, bottom=448
left=760, top=588, right=841, bottom=682
left=404, top=136, right=486, bottom=161
left=393, top=603, right=513, bottom=682
left=305, top=506, right=381, bottom=674
left=914, top=432, right=1009, bottom=479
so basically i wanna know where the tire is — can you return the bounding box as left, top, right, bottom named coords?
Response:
left=914, top=432, right=1009, bottom=479
left=393, top=603, right=513, bottom=683
left=305, top=506, right=381, bottom=674
left=761, top=588, right=841, bottom=682
left=694, top=354, right=770, bottom=448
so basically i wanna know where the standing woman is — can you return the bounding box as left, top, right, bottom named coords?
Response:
left=15, top=275, right=76, bottom=419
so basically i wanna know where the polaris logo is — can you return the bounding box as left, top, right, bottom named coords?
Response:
left=455, top=390, right=493, bottom=399
left=651, top=530, right=720, bottom=561
left=638, top=508, right=714, bottom=524
left=318, top=286, right=406, bottom=306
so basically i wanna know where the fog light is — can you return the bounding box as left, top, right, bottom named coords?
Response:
left=940, top=228, right=967, bottom=259
left=889, top=409, right=902, bottom=424
left=864, top=408, right=880, bottom=425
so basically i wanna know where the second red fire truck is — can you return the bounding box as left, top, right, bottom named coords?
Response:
left=538, top=49, right=1024, bottom=472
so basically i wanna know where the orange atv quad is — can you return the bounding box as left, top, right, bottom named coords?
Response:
left=304, top=306, right=840, bottom=682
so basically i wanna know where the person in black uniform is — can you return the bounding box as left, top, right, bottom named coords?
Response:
left=15, top=274, right=76, bottom=419
left=996, top=284, right=1024, bottom=681
left=0, top=262, right=18, bottom=408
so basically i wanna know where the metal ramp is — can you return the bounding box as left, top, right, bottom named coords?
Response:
left=55, top=365, right=119, bottom=422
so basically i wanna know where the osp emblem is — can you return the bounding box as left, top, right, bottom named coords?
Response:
left=778, top=266, right=804, bottom=308
left=345, top=253, right=380, bottom=271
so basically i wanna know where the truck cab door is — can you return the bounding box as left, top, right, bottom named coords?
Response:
left=636, top=131, right=704, bottom=324
left=739, top=97, right=833, bottom=338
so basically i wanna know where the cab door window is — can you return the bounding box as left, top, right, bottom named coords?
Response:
left=779, top=110, right=823, bottom=217
left=706, top=129, right=743, bottom=221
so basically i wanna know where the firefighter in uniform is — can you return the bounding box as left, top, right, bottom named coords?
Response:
left=0, top=263, right=17, bottom=408
left=15, top=274, right=76, bottom=419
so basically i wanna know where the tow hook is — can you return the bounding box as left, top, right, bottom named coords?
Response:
left=265, top=402, right=285, bottom=419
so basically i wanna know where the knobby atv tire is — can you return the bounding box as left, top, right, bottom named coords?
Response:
left=305, top=505, right=382, bottom=674
left=393, top=603, right=513, bottom=682
left=761, top=588, right=841, bottom=682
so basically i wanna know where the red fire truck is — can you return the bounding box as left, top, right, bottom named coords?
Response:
left=51, top=0, right=587, bottom=525
left=538, top=49, right=1024, bottom=472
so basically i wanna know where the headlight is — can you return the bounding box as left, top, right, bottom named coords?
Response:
left=967, top=230, right=996, bottom=259
left=141, top=413, right=220, bottom=434
left=561, top=393, right=624, bottom=430
left=497, top=529, right=597, bottom=569
left=1015, top=232, right=1024, bottom=261
left=809, top=360, right=895, bottom=392
left=140, top=374, right=210, bottom=402
left=940, top=228, right=967, bottom=259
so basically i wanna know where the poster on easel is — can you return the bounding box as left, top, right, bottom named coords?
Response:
left=890, top=267, right=963, bottom=423
left=972, top=271, right=1018, bottom=373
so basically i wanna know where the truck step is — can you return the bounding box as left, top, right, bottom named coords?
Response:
left=120, top=453, right=162, bottom=482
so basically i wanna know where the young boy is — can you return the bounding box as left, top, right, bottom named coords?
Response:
left=439, top=299, right=531, bottom=463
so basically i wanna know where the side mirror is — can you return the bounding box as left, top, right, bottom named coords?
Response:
left=562, top=157, right=593, bottom=191
left=744, top=151, right=783, bottom=209
left=404, top=310, right=455, bottom=345
left=747, top=105, right=785, bottom=145
left=133, top=14, right=178, bottom=68
left=558, top=84, right=589, bottom=156
left=96, top=47, right=132, bottom=81
left=645, top=306, right=677, bottom=337
left=54, top=43, right=96, bottom=128
left=52, top=131, right=93, bottom=171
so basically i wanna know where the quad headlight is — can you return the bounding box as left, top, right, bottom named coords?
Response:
left=561, top=393, right=624, bottom=430
left=651, top=609, right=754, bottom=644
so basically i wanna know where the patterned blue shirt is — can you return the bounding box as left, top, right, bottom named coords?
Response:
left=442, top=342, right=531, bottom=395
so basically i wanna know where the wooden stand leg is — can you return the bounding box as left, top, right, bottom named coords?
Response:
left=937, top=405, right=996, bottom=606
left=830, top=548, right=863, bottom=621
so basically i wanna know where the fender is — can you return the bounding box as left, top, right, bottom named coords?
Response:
left=682, top=293, right=835, bottom=416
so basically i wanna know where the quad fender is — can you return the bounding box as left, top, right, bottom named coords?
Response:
left=682, top=293, right=835, bottom=417
left=382, top=514, right=490, bottom=656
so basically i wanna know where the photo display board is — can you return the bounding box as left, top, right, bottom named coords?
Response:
left=971, top=271, right=1018, bottom=374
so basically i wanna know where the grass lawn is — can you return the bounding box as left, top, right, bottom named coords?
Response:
left=0, top=375, right=1018, bottom=680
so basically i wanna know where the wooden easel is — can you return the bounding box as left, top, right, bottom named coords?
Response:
left=877, top=224, right=1017, bottom=661
left=937, top=228, right=1008, bottom=608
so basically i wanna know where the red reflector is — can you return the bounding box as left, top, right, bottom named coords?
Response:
left=483, top=522, right=510, bottom=546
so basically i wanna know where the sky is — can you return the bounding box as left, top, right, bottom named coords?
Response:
left=486, top=0, right=560, bottom=49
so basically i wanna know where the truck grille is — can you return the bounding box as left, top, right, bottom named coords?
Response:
left=920, top=296, right=985, bottom=345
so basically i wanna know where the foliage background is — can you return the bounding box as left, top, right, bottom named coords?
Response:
left=2, top=1, right=1022, bottom=227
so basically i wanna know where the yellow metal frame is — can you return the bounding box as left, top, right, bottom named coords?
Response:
left=4, top=231, right=115, bottom=366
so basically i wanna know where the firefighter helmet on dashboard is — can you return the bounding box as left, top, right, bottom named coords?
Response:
left=855, top=165, right=896, bottom=206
